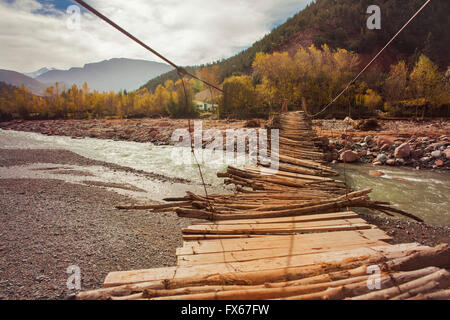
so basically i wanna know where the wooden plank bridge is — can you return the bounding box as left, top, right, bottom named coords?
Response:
left=77, top=111, right=449, bottom=300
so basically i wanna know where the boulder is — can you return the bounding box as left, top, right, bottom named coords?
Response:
left=431, top=150, right=442, bottom=158
left=364, top=135, right=373, bottom=143
left=369, top=170, right=385, bottom=177
left=394, top=143, right=411, bottom=158
left=376, top=153, right=388, bottom=163
left=377, top=136, right=394, bottom=148
left=444, top=148, right=450, bottom=159
left=386, top=159, right=395, bottom=166
left=435, top=159, right=444, bottom=167
left=411, top=149, right=423, bottom=160
left=380, top=143, right=391, bottom=152
left=340, top=150, right=358, bottom=163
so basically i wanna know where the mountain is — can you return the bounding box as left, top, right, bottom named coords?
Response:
left=36, top=58, right=173, bottom=92
left=0, top=70, right=48, bottom=95
left=143, top=0, right=449, bottom=92
left=24, top=67, right=57, bottom=79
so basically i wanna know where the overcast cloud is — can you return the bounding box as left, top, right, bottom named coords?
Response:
left=0, top=0, right=312, bottom=73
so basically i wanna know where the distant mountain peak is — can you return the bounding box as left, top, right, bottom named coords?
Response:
left=35, top=58, right=173, bottom=92
left=0, top=70, right=48, bottom=95
left=24, top=67, right=57, bottom=79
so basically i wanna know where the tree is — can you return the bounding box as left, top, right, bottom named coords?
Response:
left=384, top=61, right=409, bottom=102
left=253, top=51, right=299, bottom=109
left=219, top=76, right=259, bottom=119
left=410, top=55, right=448, bottom=115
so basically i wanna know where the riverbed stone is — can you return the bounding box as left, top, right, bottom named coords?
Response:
left=386, top=159, right=395, bottom=166
left=369, top=170, right=385, bottom=177
left=377, top=136, right=394, bottom=148
left=364, top=135, right=373, bottom=144
left=380, top=143, right=391, bottom=152
left=411, top=149, right=423, bottom=160
left=394, top=143, right=411, bottom=158
left=431, top=150, right=441, bottom=158
left=444, top=149, right=450, bottom=159
left=340, top=150, right=358, bottom=163
left=435, top=159, right=444, bottom=167
left=376, top=153, right=388, bottom=163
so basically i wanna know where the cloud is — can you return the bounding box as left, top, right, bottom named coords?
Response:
left=0, top=0, right=312, bottom=73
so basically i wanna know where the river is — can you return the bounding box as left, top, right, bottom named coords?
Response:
left=1, top=129, right=449, bottom=226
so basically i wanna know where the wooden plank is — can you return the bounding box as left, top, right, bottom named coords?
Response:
left=177, top=240, right=389, bottom=266
left=182, top=234, right=268, bottom=241
left=177, top=229, right=393, bottom=256
left=184, top=218, right=367, bottom=232
left=192, top=211, right=359, bottom=226
left=182, top=221, right=371, bottom=235
left=104, top=244, right=427, bottom=287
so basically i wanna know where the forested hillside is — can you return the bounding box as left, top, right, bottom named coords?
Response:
left=142, top=0, right=449, bottom=92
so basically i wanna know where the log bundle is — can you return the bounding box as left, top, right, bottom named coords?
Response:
left=78, top=111, right=447, bottom=300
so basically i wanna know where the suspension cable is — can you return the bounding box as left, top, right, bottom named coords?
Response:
left=73, top=0, right=223, bottom=93
left=308, top=0, right=433, bottom=118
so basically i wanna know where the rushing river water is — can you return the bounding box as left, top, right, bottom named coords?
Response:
left=1, top=129, right=449, bottom=226
left=336, top=164, right=450, bottom=226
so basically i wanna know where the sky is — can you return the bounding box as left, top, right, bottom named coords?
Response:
left=0, top=0, right=313, bottom=73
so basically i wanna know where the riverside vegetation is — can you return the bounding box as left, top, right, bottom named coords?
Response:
left=0, top=48, right=449, bottom=121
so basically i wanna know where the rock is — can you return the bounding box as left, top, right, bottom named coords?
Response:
left=358, top=150, right=367, bottom=157
left=444, top=149, right=450, bottom=159
left=394, top=143, right=411, bottom=158
left=428, top=142, right=446, bottom=150
left=435, top=159, right=444, bottom=167
left=364, top=135, right=373, bottom=143
left=420, top=156, right=431, bottom=163
left=377, top=136, right=394, bottom=148
left=355, top=119, right=380, bottom=131
left=318, top=136, right=329, bottom=146
left=340, top=150, right=358, bottom=163
left=386, top=159, right=395, bottom=166
left=369, top=170, right=385, bottom=177
left=343, top=116, right=356, bottom=126
left=380, top=143, right=391, bottom=152
left=431, top=150, right=441, bottom=158
left=376, top=153, right=387, bottom=163
left=396, top=158, right=405, bottom=165
left=148, top=130, right=158, bottom=139
left=373, top=161, right=382, bottom=166
left=411, top=149, right=423, bottom=160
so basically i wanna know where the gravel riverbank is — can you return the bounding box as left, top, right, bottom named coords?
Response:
left=0, top=149, right=197, bottom=300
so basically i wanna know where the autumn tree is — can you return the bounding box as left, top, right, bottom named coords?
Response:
left=219, top=76, right=260, bottom=119
left=384, top=61, right=408, bottom=102
left=410, top=55, right=448, bottom=115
